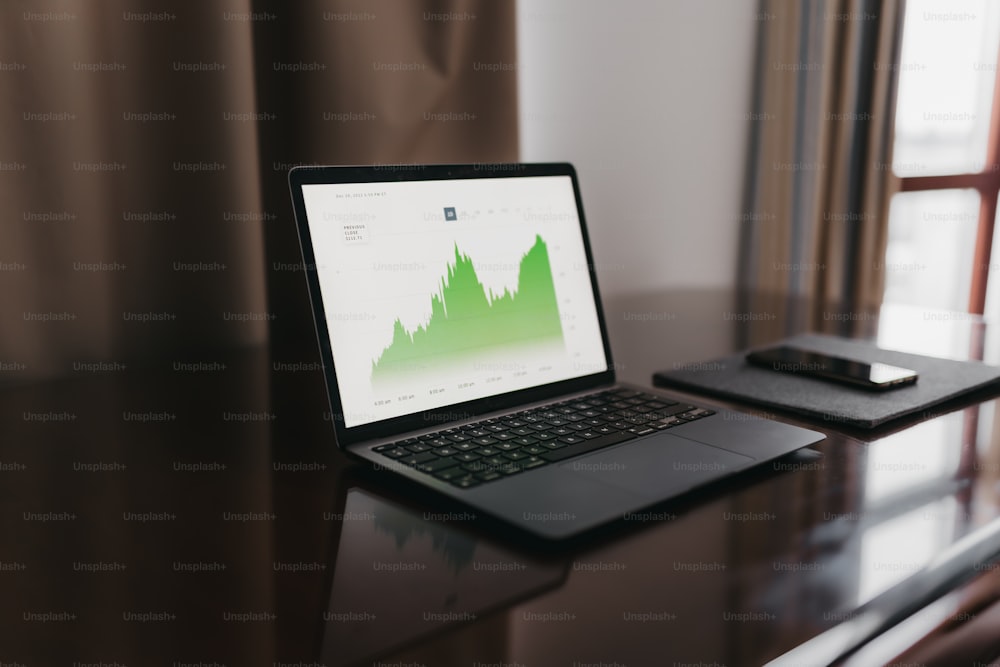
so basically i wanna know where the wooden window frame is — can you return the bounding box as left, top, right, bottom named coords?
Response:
left=897, top=41, right=1000, bottom=314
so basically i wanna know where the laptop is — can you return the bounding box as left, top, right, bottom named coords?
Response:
left=288, top=162, right=825, bottom=540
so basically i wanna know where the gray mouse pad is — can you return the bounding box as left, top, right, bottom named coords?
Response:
left=653, top=333, right=1000, bottom=429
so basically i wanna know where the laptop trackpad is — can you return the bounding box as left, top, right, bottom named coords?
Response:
left=562, top=433, right=756, bottom=499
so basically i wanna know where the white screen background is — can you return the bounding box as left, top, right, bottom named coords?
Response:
left=302, top=175, right=608, bottom=427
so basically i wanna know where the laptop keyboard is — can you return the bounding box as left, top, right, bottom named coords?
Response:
left=372, top=388, right=715, bottom=489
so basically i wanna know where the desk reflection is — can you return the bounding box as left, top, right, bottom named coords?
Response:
left=321, top=486, right=567, bottom=666
left=5, top=291, right=1000, bottom=665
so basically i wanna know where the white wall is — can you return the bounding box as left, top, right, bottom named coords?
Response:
left=517, top=0, right=759, bottom=297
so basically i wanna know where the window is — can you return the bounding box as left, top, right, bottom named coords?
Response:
left=883, top=0, right=1000, bottom=315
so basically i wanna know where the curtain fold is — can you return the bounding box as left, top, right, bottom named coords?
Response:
left=0, top=0, right=518, bottom=383
left=247, top=0, right=519, bottom=372
left=0, top=0, right=272, bottom=382
left=0, top=2, right=517, bottom=664
left=738, top=0, right=904, bottom=346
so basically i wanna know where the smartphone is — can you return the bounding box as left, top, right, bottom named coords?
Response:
left=745, top=345, right=918, bottom=391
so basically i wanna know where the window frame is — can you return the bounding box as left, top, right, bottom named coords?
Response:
left=895, top=39, right=1000, bottom=315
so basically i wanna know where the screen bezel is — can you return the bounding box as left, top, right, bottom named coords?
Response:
left=288, top=162, right=616, bottom=447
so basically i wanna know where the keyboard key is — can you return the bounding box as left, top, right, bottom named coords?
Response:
left=494, top=432, right=516, bottom=441
left=514, top=436, right=539, bottom=446
left=452, top=476, right=481, bottom=489
left=558, top=435, right=584, bottom=445
left=534, top=432, right=557, bottom=441
left=540, top=431, right=634, bottom=462
left=475, top=471, right=502, bottom=482
left=496, top=442, right=519, bottom=451
left=473, top=436, right=498, bottom=446
left=381, top=448, right=409, bottom=459
left=503, top=450, right=528, bottom=461
left=523, top=445, right=546, bottom=455
left=402, top=451, right=439, bottom=465
left=455, top=452, right=481, bottom=463
left=476, top=446, right=500, bottom=457
left=447, top=434, right=470, bottom=442
left=434, top=447, right=459, bottom=457
left=614, top=390, right=642, bottom=398
left=434, top=467, right=466, bottom=481
left=406, top=443, right=432, bottom=453
left=454, top=442, right=477, bottom=451
left=416, top=457, right=462, bottom=473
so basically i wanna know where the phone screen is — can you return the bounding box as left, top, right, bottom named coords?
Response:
left=746, top=346, right=918, bottom=390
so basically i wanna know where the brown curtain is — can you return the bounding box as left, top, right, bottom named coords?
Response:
left=0, top=2, right=517, bottom=665
left=0, top=0, right=518, bottom=383
left=738, top=0, right=904, bottom=345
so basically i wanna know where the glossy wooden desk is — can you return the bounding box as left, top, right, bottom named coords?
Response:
left=3, top=291, right=999, bottom=666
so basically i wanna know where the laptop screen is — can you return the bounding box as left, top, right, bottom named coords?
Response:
left=300, top=171, right=609, bottom=429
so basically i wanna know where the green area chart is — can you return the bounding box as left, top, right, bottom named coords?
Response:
left=371, top=234, right=565, bottom=381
